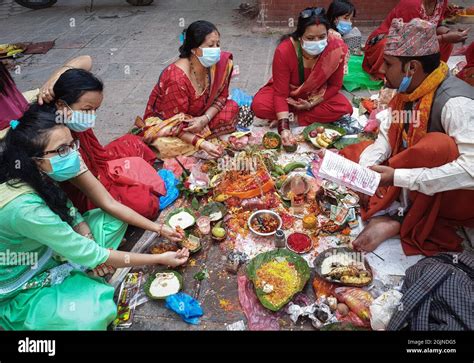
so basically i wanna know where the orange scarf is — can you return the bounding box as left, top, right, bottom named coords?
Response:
left=387, top=62, right=449, bottom=155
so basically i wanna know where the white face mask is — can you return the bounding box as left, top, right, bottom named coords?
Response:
left=301, top=38, right=328, bottom=56
left=197, top=47, right=221, bottom=67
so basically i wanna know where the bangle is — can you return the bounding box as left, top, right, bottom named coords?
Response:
left=195, top=138, right=205, bottom=149
left=191, top=135, right=200, bottom=146
left=156, top=223, right=163, bottom=237
left=277, top=118, right=290, bottom=134
left=204, top=113, right=211, bottom=123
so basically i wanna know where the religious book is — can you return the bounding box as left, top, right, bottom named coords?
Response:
left=318, top=150, right=381, bottom=196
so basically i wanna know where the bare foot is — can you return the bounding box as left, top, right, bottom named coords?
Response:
left=352, top=216, right=401, bottom=252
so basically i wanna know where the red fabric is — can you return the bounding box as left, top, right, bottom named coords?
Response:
left=143, top=52, right=238, bottom=135
left=62, top=130, right=160, bottom=220
left=252, top=85, right=352, bottom=125
left=362, top=0, right=451, bottom=79
left=0, top=64, right=29, bottom=129
left=252, top=37, right=352, bottom=124
left=106, top=157, right=166, bottom=196
left=340, top=133, right=474, bottom=256
left=457, top=42, right=474, bottom=86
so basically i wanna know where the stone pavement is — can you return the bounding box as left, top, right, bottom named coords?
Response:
left=1, top=0, right=473, bottom=330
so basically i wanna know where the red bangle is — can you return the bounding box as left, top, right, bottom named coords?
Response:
left=278, top=118, right=290, bottom=134
left=191, top=135, right=199, bottom=146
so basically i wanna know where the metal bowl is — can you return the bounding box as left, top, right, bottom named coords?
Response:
left=248, top=210, right=282, bottom=237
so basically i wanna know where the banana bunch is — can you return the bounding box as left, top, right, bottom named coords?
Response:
left=313, top=129, right=342, bottom=149
left=0, top=44, right=25, bottom=58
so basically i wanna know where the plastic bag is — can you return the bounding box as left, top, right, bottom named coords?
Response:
left=335, top=287, right=374, bottom=322
left=370, top=290, right=403, bottom=331
left=230, top=88, right=253, bottom=107
left=343, top=55, right=383, bottom=92
left=165, top=292, right=203, bottom=325
left=237, top=275, right=280, bottom=331
left=158, top=169, right=179, bottom=210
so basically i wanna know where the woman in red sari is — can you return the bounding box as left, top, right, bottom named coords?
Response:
left=363, top=0, right=469, bottom=80
left=50, top=69, right=162, bottom=220
left=251, top=8, right=352, bottom=149
left=143, top=20, right=239, bottom=159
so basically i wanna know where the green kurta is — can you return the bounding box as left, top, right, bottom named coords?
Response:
left=0, top=182, right=127, bottom=330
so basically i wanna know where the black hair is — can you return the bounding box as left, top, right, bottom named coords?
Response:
left=0, top=104, right=74, bottom=224
left=398, top=53, right=441, bottom=74
left=327, top=0, right=356, bottom=30
left=179, top=20, right=219, bottom=58
left=281, top=7, right=330, bottom=43
left=53, top=68, right=103, bottom=105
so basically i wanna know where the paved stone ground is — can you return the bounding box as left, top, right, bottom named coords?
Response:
left=1, top=0, right=473, bottom=330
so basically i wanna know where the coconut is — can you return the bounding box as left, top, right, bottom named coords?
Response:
left=144, top=271, right=182, bottom=299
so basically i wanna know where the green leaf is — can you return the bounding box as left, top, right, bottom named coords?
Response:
left=246, top=249, right=310, bottom=311
left=191, top=197, right=199, bottom=210
left=193, top=268, right=209, bottom=281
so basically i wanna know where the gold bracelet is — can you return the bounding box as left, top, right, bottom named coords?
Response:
left=195, top=138, right=205, bottom=149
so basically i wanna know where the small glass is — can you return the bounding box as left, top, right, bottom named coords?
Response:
left=196, top=216, right=211, bottom=235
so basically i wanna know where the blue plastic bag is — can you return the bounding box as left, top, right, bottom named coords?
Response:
left=158, top=169, right=179, bottom=210
left=230, top=88, right=253, bottom=107
left=165, top=292, right=203, bottom=325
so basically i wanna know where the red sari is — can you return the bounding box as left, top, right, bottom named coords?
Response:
left=252, top=35, right=352, bottom=126
left=0, top=64, right=29, bottom=130
left=457, top=42, right=474, bottom=86
left=363, top=0, right=452, bottom=80
left=62, top=130, right=160, bottom=220
left=144, top=51, right=238, bottom=137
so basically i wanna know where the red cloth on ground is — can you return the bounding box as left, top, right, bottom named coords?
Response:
left=62, top=130, right=160, bottom=220
left=252, top=37, right=352, bottom=125
left=340, top=133, right=474, bottom=256
left=0, top=64, right=29, bottom=130
left=143, top=52, right=238, bottom=137
left=457, top=42, right=474, bottom=86
left=362, top=0, right=451, bottom=79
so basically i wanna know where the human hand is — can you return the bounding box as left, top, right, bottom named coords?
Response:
left=442, top=29, right=469, bottom=43
left=183, top=116, right=208, bottom=133
left=158, top=249, right=190, bottom=267
left=370, top=165, right=395, bottom=187
left=287, top=97, right=313, bottom=111
left=280, top=129, right=297, bottom=147
left=159, top=224, right=185, bottom=242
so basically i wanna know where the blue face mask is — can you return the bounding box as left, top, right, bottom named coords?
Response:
left=398, top=68, right=413, bottom=93
left=197, top=47, right=221, bottom=68
left=302, top=39, right=328, bottom=56
left=337, top=20, right=352, bottom=36
left=46, top=150, right=81, bottom=182
left=66, top=108, right=96, bottom=132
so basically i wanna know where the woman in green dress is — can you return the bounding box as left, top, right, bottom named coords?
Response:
left=0, top=109, right=189, bottom=330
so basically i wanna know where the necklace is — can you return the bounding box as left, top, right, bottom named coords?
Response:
left=189, top=58, right=209, bottom=94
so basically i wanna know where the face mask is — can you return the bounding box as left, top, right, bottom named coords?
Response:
left=302, top=39, right=328, bottom=56
left=66, top=108, right=96, bottom=132
left=197, top=47, right=221, bottom=67
left=398, top=67, right=413, bottom=93
left=336, top=20, right=352, bottom=36
left=45, top=150, right=81, bottom=182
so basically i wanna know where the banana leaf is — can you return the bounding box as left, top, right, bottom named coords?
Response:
left=303, top=123, right=346, bottom=149
left=246, top=249, right=311, bottom=311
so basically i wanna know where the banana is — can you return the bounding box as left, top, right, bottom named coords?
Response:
left=283, top=162, right=306, bottom=174
left=316, top=136, right=330, bottom=148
